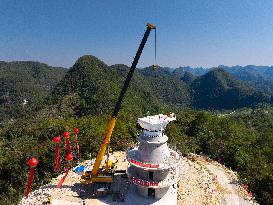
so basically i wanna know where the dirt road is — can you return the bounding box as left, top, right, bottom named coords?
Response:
left=185, top=155, right=258, bottom=205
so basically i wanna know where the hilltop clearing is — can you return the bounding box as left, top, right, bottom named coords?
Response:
left=19, top=152, right=257, bottom=205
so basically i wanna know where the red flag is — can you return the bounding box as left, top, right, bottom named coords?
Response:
left=74, top=128, right=80, bottom=158
left=65, top=139, right=71, bottom=154
left=53, top=136, right=61, bottom=172
left=25, top=158, right=38, bottom=198
left=55, top=144, right=60, bottom=172
left=56, top=154, right=73, bottom=188
left=63, top=132, right=71, bottom=155
left=74, top=128, right=79, bottom=134
left=26, top=167, right=34, bottom=198
left=56, top=167, right=69, bottom=188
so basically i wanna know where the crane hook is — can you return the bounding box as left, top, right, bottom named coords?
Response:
left=152, top=27, right=157, bottom=71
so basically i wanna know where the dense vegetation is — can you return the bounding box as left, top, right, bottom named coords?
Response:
left=0, top=61, right=66, bottom=124
left=140, top=66, right=192, bottom=106
left=173, top=65, right=273, bottom=93
left=0, top=55, right=273, bottom=204
left=140, top=66, right=273, bottom=110
left=1, top=108, right=273, bottom=204
left=191, top=68, right=271, bottom=109
left=167, top=108, right=273, bottom=204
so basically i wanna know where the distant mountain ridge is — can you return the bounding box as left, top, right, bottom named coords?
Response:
left=1, top=56, right=273, bottom=124
left=139, top=66, right=272, bottom=109
left=170, top=65, right=273, bottom=76
left=191, top=68, right=271, bottom=109
left=169, top=65, right=273, bottom=93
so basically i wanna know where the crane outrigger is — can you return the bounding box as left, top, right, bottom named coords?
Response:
left=81, top=23, right=156, bottom=184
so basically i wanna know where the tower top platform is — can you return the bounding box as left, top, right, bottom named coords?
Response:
left=138, top=113, right=176, bottom=131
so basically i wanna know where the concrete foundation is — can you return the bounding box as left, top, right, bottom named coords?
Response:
left=136, top=185, right=171, bottom=199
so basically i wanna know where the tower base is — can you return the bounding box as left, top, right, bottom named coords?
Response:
left=124, top=184, right=177, bottom=205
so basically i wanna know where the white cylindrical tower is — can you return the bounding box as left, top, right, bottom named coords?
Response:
left=127, top=113, right=181, bottom=201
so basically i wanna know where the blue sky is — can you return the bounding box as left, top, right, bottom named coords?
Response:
left=0, top=0, right=273, bottom=68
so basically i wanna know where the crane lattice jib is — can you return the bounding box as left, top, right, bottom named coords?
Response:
left=91, top=23, right=156, bottom=177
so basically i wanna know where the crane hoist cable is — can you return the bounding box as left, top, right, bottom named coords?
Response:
left=155, top=28, right=157, bottom=63
left=152, top=28, right=157, bottom=70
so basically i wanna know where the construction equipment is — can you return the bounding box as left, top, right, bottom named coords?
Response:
left=81, top=23, right=156, bottom=184
left=152, top=27, right=158, bottom=70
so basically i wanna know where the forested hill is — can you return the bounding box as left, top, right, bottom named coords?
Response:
left=173, top=65, right=273, bottom=93
left=44, top=55, right=161, bottom=118
left=0, top=61, right=67, bottom=123
left=1, top=56, right=273, bottom=124
left=2, top=58, right=271, bottom=116
left=140, top=66, right=192, bottom=106
left=0, top=55, right=273, bottom=204
left=191, top=68, right=271, bottom=109
left=140, top=66, right=272, bottom=109
left=46, top=56, right=271, bottom=119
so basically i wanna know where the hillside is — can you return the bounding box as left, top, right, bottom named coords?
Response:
left=191, top=68, right=271, bottom=109
left=43, top=55, right=161, bottom=119
left=180, top=71, right=196, bottom=85
left=173, top=66, right=208, bottom=76
left=0, top=61, right=67, bottom=124
left=0, top=57, right=273, bottom=204
left=140, top=66, right=192, bottom=107
left=140, top=66, right=272, bottom=110
left=1, top=57, right=272, bottom=124
left=219, top=65, right=273, bottom=93
left=173, top=65, right=273, bottom=93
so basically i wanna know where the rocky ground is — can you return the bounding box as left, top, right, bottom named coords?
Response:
left=19, top=152, right=258, bottom=205
left=179, top=154, right=258, bottom=205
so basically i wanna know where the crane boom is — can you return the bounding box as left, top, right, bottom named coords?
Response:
left=91, top=23, right=156, bottom=178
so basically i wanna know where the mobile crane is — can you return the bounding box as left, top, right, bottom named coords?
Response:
left=81, top=23, right=156, bottom=184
